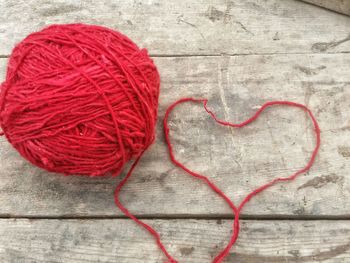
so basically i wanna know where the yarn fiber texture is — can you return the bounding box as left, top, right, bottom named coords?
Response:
left=0, top=23, right=160, bottom=176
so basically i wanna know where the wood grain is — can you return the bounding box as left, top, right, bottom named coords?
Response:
left=1, top=53, right=349, bottom=218
left=0, top=219, right=350, bottom=262
left=301, top=0, right=350, bottom=16
left=0, top=0, right=350, bottom=56
left=1, top=0, right=349, bottom=261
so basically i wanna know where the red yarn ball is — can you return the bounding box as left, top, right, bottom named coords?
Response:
left=0, top=23, right=160, bottom=176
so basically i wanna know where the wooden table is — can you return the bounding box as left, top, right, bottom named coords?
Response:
left=1, top=0, right=349, bottom=262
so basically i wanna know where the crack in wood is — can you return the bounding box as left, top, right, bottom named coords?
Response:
left=228, top=241, right=350, bottom=262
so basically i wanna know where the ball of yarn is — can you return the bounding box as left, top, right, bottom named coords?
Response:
left=0, top=23, right=160, bottom=176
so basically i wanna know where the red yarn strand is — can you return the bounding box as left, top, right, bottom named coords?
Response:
left=114, top=147, right=177, bottom=263
left=164, top=98, right=320, bottom=262
left=113, top=98, right=320, bottom=263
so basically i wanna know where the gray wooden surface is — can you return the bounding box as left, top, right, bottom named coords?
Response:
left=1, top=0, right=350, bottom=56
left=0, top=0, right=349, bottom=262
left=1, top=219, right=350, bottom=262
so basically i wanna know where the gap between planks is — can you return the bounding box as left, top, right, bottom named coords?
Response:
left=1, top=214, right=350, bottom=220
left=1, top=51, right=350, bottom=59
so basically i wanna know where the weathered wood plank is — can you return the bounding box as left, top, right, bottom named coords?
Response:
left=1, top=0, right=350, bottom=56
left=301, top=0, right=350, bottom=16
left=0, top=219, right=350, bottom=262
left=0, top=52, right=349, bottom=217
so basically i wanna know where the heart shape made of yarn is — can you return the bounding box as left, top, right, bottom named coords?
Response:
left=162, top=98, right=320, bottom=263
left=114, top=97, right=320, bottom=263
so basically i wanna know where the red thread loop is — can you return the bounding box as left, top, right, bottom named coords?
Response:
left=115, top=98, right=320, bottom=263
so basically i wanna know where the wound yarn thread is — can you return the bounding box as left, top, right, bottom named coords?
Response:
left=0, top=23, right=160, bottom=176
left=0, top=24, right=321, bottom=263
